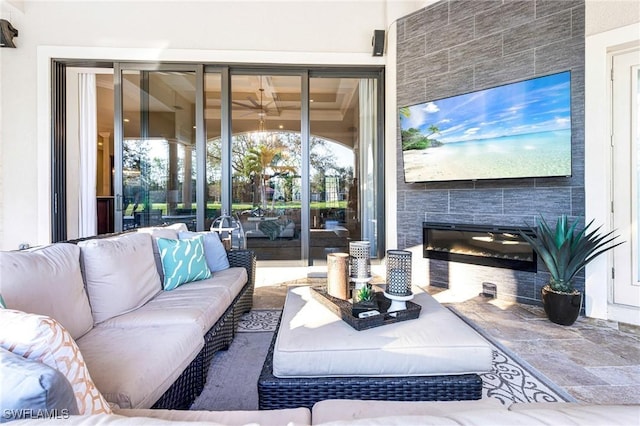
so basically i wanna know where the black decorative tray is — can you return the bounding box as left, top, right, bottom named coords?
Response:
left=309, top=286, right=421, bottom=331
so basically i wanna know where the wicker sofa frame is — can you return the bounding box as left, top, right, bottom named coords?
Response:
left=65, top=232, right=256, bottom=410
left=153, top=249, right=256, bottom=409
left=258, top=315, right=483, bottom=410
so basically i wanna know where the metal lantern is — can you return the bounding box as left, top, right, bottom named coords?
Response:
left=386, top=249, right=412, bottom=296
left=210, top=211, right=245, bottom=250
left=349, top=241, right=371, bottom=279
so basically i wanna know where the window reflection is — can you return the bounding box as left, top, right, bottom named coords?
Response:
left=122, top=138, right=196, bottom=230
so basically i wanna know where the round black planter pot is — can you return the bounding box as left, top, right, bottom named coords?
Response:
left=352, top=300, right=379, bottom=317
left=541, top=285, right=583, bottom=326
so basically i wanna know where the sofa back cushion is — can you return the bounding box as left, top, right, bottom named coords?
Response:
left=137, top=224, right=186, bottom=283
left=78, top=233, right=160, bottom=324
left=0, top=309, right=112, bottom=415
left=0, top=243, right=94, bottom=339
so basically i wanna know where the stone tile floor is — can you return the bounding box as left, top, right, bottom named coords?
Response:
left=253, top=265, right=640, bottom=405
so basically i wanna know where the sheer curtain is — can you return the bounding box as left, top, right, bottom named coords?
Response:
left=359, top=78, right=378, bottom=256
left=78, top=73, right=97, bottom=237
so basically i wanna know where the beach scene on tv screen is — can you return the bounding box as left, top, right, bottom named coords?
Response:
left=400, top=71, right=572, bottom=183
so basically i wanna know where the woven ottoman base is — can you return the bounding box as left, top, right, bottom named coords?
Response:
left=258, top=331, right=483, bottom=410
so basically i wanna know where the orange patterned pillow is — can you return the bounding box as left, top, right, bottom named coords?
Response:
left=0, top=309, right=112, bottom=415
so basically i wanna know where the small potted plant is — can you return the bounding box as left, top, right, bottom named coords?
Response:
left=520, top=215, right=622, bottom=326
left=352, top=284, right=378, bottom=317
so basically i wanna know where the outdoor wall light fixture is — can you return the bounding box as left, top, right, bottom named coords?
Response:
left=0, top=19, right=18, bottom=48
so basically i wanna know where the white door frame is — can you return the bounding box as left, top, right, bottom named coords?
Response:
left=586, top=22, right=640, bottom=325
left=610, top=48, right=640, bottom=322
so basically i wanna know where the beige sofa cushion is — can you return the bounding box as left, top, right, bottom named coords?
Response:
left=10, top=414, right=228, bottom=425
left=9, top=404, right=640, bottom=425
left=78, top=233, right=161, bottom=324
left=0, top=243, right=93, bottom=339
left=312, top=406, right=640, bottom=425
left=76, top=324, right=203, bottom=409
left=99, top=284, right=231, bottom=333
left=310, top=401, right=640, bottom=425
left=186, top=267, right=248, bottom=301
left=119, top=407, right=311, bottom=426
left=507, top=402, right=640, bottom=423
left=273, top=286, right=493, bottom=378
left=137, top=223, right=188, bottom=282
left=312, top=399, right=505, bottom=424
left=98, top=266, right=246, bottom=333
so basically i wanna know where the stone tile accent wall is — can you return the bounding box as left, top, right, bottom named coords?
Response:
left=396, top=0, right=585, bottom=305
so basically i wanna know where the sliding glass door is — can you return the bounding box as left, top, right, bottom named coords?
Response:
left=308, top=76, right=380, bottom=264
left=115, top=65, right=202, bottom=232
left=57, top=61, right=382, bottom=264
left=230, top=74, right=303, bottom=261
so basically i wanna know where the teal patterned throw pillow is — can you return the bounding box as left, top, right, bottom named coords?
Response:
left=0, top=294, right=5, bottom=309
left=156, top=236, right=211, bottom=291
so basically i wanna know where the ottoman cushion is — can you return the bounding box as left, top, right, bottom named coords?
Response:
left=273, top=286, right=492, bottom=378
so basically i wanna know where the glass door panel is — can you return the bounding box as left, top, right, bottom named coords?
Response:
left=231, top=74, right=302, bottom=260
left=309, top=77, right=378, bottom=265
left=119, top=70, right=197, bottom=231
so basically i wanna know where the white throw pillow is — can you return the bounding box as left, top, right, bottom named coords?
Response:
left=0, top=309, right=112, bottom=415
left=78, top=233, right=161, bottom=324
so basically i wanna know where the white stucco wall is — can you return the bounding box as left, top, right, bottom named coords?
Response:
left=0, top=0, right=428, bottom=250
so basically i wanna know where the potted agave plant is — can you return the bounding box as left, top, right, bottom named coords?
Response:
left=520, top=215, right=623, bottom=326
left=352, top=284, right=379, bottom=317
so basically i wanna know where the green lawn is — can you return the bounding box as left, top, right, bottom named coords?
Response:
left=125, top=201, right=347, bottom=216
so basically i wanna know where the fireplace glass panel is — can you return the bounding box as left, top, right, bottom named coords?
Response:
left=423, top=223, right=536, bottom=272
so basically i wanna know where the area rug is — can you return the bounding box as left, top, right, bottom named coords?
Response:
left=237, top=309, right=282, bottom=332
left=191, top=309, right=574, bottom=411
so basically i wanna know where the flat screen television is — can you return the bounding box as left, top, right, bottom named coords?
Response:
left=399, top=71, right=572, bottom=183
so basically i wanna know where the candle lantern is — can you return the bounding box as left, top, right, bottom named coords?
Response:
left=385, top=250, right=412, bottom=296
left=349, top=241, right=371, bottom=279
left=327, top=252, right=350, bottom=300
left=384, top=249, right=413, bottom=313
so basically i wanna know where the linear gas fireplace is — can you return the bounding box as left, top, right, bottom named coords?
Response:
left=423, top=222, right=537, bottom=272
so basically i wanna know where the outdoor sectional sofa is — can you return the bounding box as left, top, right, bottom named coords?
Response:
left=0, top=223, right=255, bottom=411
left=5, top=399, right=640, bottom=424
left=1, top=224, right=639, bottom=425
